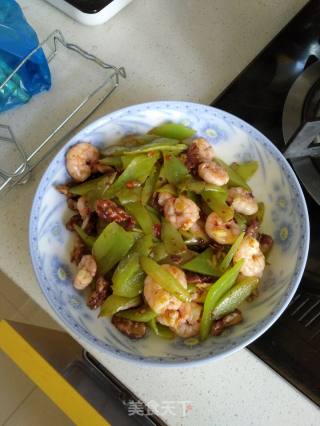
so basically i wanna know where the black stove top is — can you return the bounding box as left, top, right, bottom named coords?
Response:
left=212, top=0, right=320, bottom=406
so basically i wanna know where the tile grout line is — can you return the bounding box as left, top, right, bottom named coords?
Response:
left=0, top=275, right=30, bottom=310
left=2, top=386, right=36, bottom=425
left=0, top=285, right=35, bottom=324
left=0, top=291, right=21, bottom=317
left=0, top=280, right=29, bottom=311
left=0, top=284, right=62, bottom=332
left=10, top=296, right=35, bottom=318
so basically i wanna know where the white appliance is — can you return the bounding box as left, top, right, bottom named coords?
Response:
left=45, top=0, right=133, bottom=26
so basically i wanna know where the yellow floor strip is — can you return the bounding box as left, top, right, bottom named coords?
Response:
left=0, top=320, right=109, bottom=426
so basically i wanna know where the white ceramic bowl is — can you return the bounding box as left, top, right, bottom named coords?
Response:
left=29, top=102, right=309, bottom=365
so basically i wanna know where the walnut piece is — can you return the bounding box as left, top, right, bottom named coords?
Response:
left=66, top=214, right=82, bottom=231
left=70, top=236, right=88, bottom=265
left=246, top=219, right=260, bottom=238
left=95, top=199, right=135, bottom=230
left=185, top=272, right=213, bottom=284
left=211, top=309, right=243, bottom=336
left=222, top=310, right=243, bottom=327
left=211, top=319, right=225, bottom=336
left=259, top=233, right=273, bottom=255
left=56, top=184, right=72, bottom=198
left=111, top=315, right=146, bottom=339
left=87, top=277, right=109, bottom=310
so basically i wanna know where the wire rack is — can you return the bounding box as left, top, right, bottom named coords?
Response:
left=0, top=29, right=126, bottom=195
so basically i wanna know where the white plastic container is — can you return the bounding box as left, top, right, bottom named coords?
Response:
left=45, top=0, right=133, bottom=26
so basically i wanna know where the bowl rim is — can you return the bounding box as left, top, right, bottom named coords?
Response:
left=29, top=101, right=310, bottom=366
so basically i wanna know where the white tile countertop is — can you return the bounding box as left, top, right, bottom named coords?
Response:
left=1, top=0, right=320, bottom=424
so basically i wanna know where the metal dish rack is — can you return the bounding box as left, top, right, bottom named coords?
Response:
left=0, top=29, right=126, bottom=195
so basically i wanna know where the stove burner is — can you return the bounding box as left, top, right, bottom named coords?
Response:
left=282, top=61, right=320, bottom=204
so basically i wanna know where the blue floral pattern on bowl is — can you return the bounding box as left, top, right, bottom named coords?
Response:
left=29, top=102, right=309, bottom=365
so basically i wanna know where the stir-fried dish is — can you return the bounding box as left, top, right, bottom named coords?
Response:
left=57, top=123, right=273, bottom=342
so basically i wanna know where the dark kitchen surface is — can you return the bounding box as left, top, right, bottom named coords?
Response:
left=212, top=0, right=320, bottom=406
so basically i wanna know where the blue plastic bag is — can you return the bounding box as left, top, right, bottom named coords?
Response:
left=0, top=0, right=51, bottom=112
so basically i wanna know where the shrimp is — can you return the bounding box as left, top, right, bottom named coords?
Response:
left=66, top=142, right=100, bottom=182
left=143, top=265, right=187, bottom=314
left=233, top=235, right=265, bottom=277
left=74, top=254, right=97, bottom=290
left=158, top=191, right=174, bottom=207
left=188, top=138, right=215, bottom=162
left=205, top=212, right=240, bottom=244
left=198, top=161, right=229, bottom=186
left=76, top=196, right=91, bottom=229
left=158, top=302, right=202, bottom=338
left=164, top=196, right=200, bottom=231
left=144, top=264, right=202, bottom=337
left=228, top=187, right=258, bottom=216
